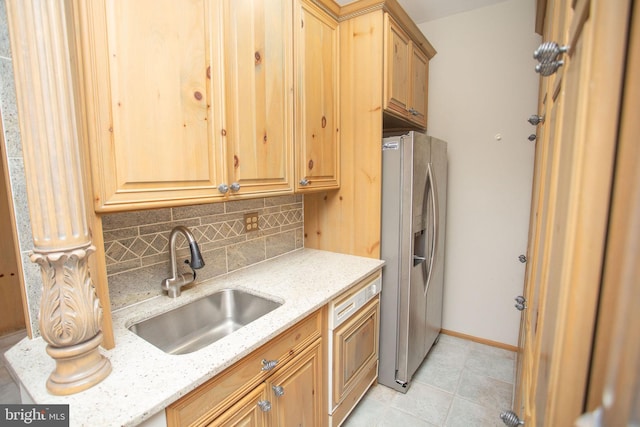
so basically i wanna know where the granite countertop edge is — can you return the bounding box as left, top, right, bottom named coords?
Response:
left=4, top=248, right=384, bottom=427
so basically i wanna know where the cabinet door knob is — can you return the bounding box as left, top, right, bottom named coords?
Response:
left=518, top=254, right=527, bottom=263
left=299, top=178, right=310, bottom=186
left=535, top=60, right=564, bottom=76
left=272, top=385, right=285, bottom=397
left=408, top=107, right=419, bottom=116
left=527, top=115, right=544, bottom=126
left=261, top=359, right=278, bottom=371
left=257, top=400, right=272, bottom=412
left=500, top=410, right=525, bottom=426
left=528, top=134, right=537, bottom=142
left=217, top=184, right=229, bottom=194
left=533, top=41, right=569, bottom=63
left=230, top=182, right=241, bottom=192
left=515, top=295, right=526, bottom=304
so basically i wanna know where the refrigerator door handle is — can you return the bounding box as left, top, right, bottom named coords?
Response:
left=424, top=162, right=438, bottom=295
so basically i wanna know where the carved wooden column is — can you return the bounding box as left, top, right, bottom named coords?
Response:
left=5, top=0, right=111, bottom=394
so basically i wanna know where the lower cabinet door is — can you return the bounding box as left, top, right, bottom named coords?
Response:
left=332, top=297, right=379, bottom=407
left=266, top=339, right=324, bottom=427
left=208, top=384, right=269, bottom=427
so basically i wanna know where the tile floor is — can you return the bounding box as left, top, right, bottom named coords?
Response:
left=0, top=329, right=26, bottom=404
left=343, top=334, right=516, bottom=427
left=0, top=332, right=514, bottom=426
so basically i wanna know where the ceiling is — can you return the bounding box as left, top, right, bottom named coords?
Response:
left=334, top=0, right=510, bottom=24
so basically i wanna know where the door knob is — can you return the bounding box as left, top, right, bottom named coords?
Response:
left=500, top=410, right=524, bottom=426
left=528, top=134, right=537, bottom=142
left=518, top=254, right=527, bottom=263
left=515, top=296, right=526, bottom=304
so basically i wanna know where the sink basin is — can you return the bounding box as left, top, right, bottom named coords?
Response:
left=128, top=289, right=282, bottom=355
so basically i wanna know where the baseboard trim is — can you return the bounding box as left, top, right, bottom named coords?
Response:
left=440, top=329, right=518, bottom=352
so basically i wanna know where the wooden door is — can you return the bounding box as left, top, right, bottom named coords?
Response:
left=0, top=120, right=26, bottom=335
left=383, top=14, right=410, bottom=118
left=208, top=384, right=268, bottom=427
left=514, top=0, right=631, bottom=424
left=294, top=0, right=340, bottom=192
left=267, top=339, right=324, bottom=427
left=78, top=0, right=224, bottom=212
left=514, top=0, right=566, bottom=417
left=584, top=1, right=639, bottom=422
left=220, top=0, right=294, bottom=197
left=408, top=45, right=428, bottom=128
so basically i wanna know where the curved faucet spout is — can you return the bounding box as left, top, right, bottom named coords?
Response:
left=161, top=226, right=205, bottom=298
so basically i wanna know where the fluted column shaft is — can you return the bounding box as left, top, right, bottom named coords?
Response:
left=5, top=0, right=111, bottom=395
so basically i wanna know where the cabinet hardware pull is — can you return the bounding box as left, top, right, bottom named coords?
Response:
left=533, top=41, right=569, bottom=63
left=527, top=115, right=544, bottom=126
left=217, top=184, right=229, bottom=194
left=528, top=134, right=537, bottom=142
left=261, top=359, right=278, bottom=371
left=518, top=254, right=527, bottom=263
left=500, top=410, right=524, bottom=426
left=230, top=182, right=241, bottom=192
left=299, top=179, right=310, bottom=186
left=257, top=400, right=271, bottom=412
left=272, top=385, right=285, bottom=397
left=535, top=60, right=564, bottom=76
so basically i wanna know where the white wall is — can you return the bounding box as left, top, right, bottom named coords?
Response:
left=418, top=0, right=541, bottom=346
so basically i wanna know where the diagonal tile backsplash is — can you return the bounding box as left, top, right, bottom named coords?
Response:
left=103, top=195, right=303, bottom=310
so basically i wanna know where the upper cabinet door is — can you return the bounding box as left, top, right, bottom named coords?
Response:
left=219, top=0, right=294, bottom=197
left=384, top=15, right=411, bottom=117
left=408, top=45, right=428, bottom=128
left=294, top=0, right=340, bottom=192
left=79, top=0, right=224, bottom=212
left=383, top=13, right=430, bottom=131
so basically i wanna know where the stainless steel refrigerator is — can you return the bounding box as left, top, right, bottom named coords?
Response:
left=378, top=131, right=447, bottom=393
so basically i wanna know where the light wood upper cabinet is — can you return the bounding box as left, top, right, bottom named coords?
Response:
left=78, top=0, right=295, bottom=212
left=218, top=0, right=294, bottom=197
left=383, top=14, right=431, bottom=130
left=294, top=0, right=340, bottom=192
left=78, top=0, right=224, bottom=212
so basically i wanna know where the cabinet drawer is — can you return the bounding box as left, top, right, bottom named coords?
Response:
left=166, top=309, right=323, bottom=427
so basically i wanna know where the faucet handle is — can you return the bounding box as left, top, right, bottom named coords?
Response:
left=188, top=241, right=205, bottom=269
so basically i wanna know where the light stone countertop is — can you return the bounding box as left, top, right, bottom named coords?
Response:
left=4, top=248, right=384, bottom=427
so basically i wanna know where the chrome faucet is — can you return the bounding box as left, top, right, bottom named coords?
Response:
left=161, top=226, right=205, bottom=298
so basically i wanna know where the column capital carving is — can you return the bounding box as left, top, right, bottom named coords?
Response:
left=31, top=244, right=103, bottom=348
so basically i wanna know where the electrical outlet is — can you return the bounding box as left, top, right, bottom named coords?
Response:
left=244, top=212, right=259, bottom=232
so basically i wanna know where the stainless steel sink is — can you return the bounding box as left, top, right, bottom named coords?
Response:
left=128, top=289, right=282, bottom=355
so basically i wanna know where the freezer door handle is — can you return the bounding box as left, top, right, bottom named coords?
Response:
left=413, top=255, right=427, bottom=265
